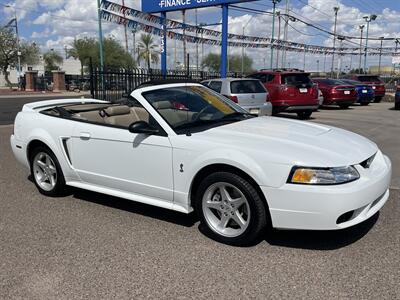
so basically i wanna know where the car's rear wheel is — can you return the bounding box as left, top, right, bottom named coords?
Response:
left=395, top=102, right=400, bottom=110
left=30, top=146, right=67, bottom=196
left=374, top=96, right=382, bottom=103
left=339, top=104, right=350, bottom=109
left=297, top=111, right=312, bottom=120
left=195, top=172, right=268, bottom=246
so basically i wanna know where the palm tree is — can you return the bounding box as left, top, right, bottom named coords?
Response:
left=137, top=34, right=159, bottom=70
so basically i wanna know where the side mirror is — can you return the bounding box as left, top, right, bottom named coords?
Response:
left=128, top=121, right=159, bottom=135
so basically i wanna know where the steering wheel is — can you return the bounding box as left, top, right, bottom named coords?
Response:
left=192, top=104, right=214, bottom=122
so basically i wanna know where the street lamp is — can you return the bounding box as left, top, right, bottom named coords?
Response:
left=330, top=6, right=340, bottom=77
left=5, top=4, right=21, bottom=90
left=358, top=25, right=365, bottom=73
left=337, top=36, right=345, bottom=78
left=378, top=36, right=384, bottom=75
left=242, top=14, right=255, bottom=75
left=363, top=14, right=377, bottom=74
left=270, top=0, right=282, bottom=69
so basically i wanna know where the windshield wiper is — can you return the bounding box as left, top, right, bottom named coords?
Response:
left=221, top=111, right=253, bottom=120
left=174, top=119, right=218, bottom=131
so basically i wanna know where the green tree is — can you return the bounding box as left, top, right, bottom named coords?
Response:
left=137, top=34, right=159, bottom=70
left=69, top=37, right=97, bottom=75
left=202, top=53, right=254, bottom=73
left=43, top=50, right=63, bottom=72
left=0, top=26, right=40, bottom=86
left=69, top=37, right=135, bottom=73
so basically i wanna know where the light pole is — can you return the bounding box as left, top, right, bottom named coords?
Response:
left=276, top=11, right=281, bottom=68
left=358, top=25, right=364, bottom=73
left=330, top=6, right=340, bottom=77
left=393, top=39, right=399, bottom=75
left=378, top=36, right=384, bottom=75
left=316, top=59, right=320, bottom=73
left=96, top=0, right=104, bottom=70
left=337, top=36, right=345, bottom=78
left=242, top=14, right=255, bottom=75
left=132, top=30, right=136, bottom=58
left=5, top=5, right=21, bottom=90
left=270, top=0, right=282, bottom=69
left=363, top=14, right=377, bottom=74
left=281, top=0, right=290, bottom=68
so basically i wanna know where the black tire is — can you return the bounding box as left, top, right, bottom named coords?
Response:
left=29, top=146, right=67, bottom=197
left=339, top=104, right=350, bottom=109
left=297, top=111, right=312, bottom=120
left=395, top=102, right=400, bottom=110
left=374, top=96, right=382, bottom=103
left=360, top=102, right=369, bottom=106
left=195, top=172, right=269, bottom=246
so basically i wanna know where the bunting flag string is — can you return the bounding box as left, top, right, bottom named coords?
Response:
left=100, top=1, right=400, bottom=56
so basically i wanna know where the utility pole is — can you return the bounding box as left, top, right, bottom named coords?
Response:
left=5, top=5, right=21, bottom=90
left=323, top=52, right=327, bottom=73
left=270, top=0, right=281, bottom=69
left=337, top=36, right=345, bottom=78
left=378, top=36, right=384, bottom=75
left=132, top=30, right=136, bottom=58
left=122, top=0, right=128, bottom=51
left=316, top=59, right=319, bottom=73
left=276, top=11, right=281, bottom=69
left=363, top=14, right=377, bottom=74
left=393, top=39, right=399, bottom=75
left=242, top=15, right=254, bottom=75
left=195, top=9, right=199, bottom=72
left=303, top=47, right=306, bottom=71
left=358, top=25, right=364, bottom=73
left=96, top=0, right=104, bottom=70
left=330, top=6, right=339, bottom=77
left=182, top=10, right=187, bottom=70
left=281, top=0, right=290, bottom=68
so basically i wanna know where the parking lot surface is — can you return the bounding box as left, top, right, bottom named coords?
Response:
left=0, top=102, right=399, bottom=299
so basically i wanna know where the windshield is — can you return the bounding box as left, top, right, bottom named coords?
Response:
left=281, top=74, right=312, bottom=86
left=316, top=79, right=346, bottom=86
left=230, top=80, right=266, bottom=94
left=142, top=85, right=252, bottom=134
left=341, top=79, right=361, bottom=85
left=357, top=76, right=382, bottom=83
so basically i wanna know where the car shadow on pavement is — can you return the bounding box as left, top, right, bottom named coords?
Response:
left=319, top=106, right=355, bottom=110
left=71, top=187, right=198, bottom=228
left=264, top=212, right=379, bottom=250
left=275, top=113, right=317, bottom=120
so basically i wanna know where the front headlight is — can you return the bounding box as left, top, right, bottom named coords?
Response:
left=288, top=166, right=360, bottom=185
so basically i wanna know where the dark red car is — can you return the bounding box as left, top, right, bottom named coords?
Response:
left=313, top=78, right=357, bottom=109
left=350, top=75, right=385, bottom=102
left=247, top=69, right=319, bottom=119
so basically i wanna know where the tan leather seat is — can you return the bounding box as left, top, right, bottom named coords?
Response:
left=104, top=105, right=138, bottom=127
left=74, top=110, right=105, bottom=123
left=153, top=101, right=195, bottom=126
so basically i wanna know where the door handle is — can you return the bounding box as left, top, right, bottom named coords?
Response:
left=79, top=132, right=91, bottom=140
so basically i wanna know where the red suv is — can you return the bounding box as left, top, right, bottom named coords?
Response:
left=313, top=78, right=357, bottom=109
left=248, top=69, right=319, bottom=119
left=349, top=75, right=385, bottom=102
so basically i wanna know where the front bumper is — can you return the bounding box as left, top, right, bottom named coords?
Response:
left=262, top=153, right=392, bottom=230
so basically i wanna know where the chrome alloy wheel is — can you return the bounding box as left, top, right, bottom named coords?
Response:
left=202, top=182, right=250, bottom=237
left=32, top=152, right=57, bottom=192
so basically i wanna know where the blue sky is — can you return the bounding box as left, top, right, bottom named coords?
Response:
left=1, top=0, right=399, bottom=69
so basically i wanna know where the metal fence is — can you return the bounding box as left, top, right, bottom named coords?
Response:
left=90, top=67, right=239, bottom=102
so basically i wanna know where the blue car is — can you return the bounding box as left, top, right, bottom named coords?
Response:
left=341, top=79, right=374, bottom=105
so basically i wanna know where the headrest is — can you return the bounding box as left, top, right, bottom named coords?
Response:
left=104, top=105, right=131, bottom=116
left=153, top=101, right=172, bottom=110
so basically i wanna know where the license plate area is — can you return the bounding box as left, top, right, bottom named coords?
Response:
left=299, top=88, right=308, bottom=93
left=344, top=91, right=350, bottom=95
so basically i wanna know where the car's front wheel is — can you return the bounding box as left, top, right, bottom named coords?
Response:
left=30, top=146, right=67, bottom=196
left=195, top=172, right=268, bottom=246
left=374, top=96, right=383, bottom=103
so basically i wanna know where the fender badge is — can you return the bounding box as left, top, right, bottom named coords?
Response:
left=180, top=164, right=184, bottom=173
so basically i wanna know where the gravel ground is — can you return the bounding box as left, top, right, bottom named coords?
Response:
left=0, top=102, right=399, bottom=299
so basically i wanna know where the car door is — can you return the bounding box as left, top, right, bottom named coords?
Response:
left=69, top=116, right=174, bottom=203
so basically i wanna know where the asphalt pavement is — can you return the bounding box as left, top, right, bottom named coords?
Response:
left=0, top=101, right=399, bottom=299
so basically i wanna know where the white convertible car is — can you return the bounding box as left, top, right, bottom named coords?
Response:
left=11, top=82, right=391, bottom=245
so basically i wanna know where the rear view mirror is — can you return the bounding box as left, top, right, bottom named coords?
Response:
left=129, top=121, right=159, bottom=135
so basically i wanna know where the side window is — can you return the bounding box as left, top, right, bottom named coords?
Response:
left=266, top=74, right=275, bottom=82
left=208, top=81, right=222, bottom=93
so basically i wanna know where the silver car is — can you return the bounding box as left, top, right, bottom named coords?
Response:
left=202, top=78, right=272, bottom=115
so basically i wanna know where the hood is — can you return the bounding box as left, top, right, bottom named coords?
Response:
left=192, top=116, right=378, bottom=167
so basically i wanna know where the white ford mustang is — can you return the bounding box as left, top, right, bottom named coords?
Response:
left=11, top=82, right=392, bottom=245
